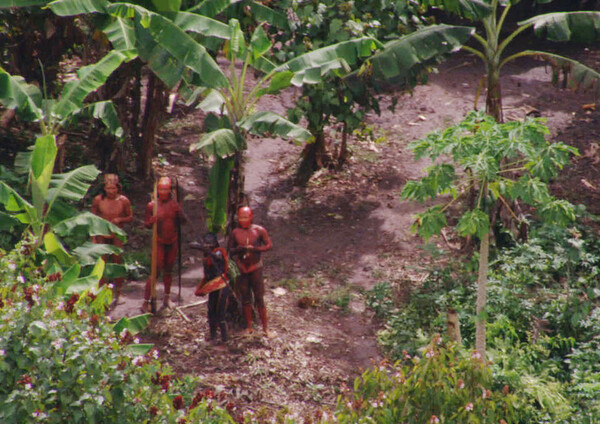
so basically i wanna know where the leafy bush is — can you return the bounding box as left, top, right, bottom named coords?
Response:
left=335, top=337, right=517, bottom=423
left=0, top=246, right=237, bottom=423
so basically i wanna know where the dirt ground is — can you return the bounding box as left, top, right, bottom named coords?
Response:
left=108, top=45, right=600, bottom=421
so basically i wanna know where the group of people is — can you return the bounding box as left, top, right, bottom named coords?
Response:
left=91, top=173, right=273, bottom=344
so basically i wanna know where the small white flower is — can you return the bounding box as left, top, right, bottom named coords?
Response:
left=25, top=383, right=32, bottom=390
left=108, top=283, right=114, bottom=289
left=134, top=338, right=140, bottom=344
left=132, top=356, right=144, bottom=366
left=56, top=302, right=65, bottom=311
left=370, top=400, right=382, bottom=408
left=151, top=350, right=159, bottom=359
left=82, top=330, right=90, bottom=339
left=49, top=320, right=57, bottom=328
left=120, top=329, right=128, bottom=338
left=51, top=339, right=63, bottom=350
left=8, top=262, right=16, bottom=271
left=17, top=275, right=25, bottom=284
left=471, top=351, right=482, bottom=361
left=32, top=295, right=39, bottom=304
left=425, top=349, right=435, bottom=358
left=32, top=284, right=40, bottom=292
left=482, top=388, right=488, bottom=399
left=465, top=402, right=473, bottom=411
left=77, top=309, right=84, bottom=317
left=0, top=349, right=5, bottom=356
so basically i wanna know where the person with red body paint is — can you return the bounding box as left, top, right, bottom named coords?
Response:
left=141, top=177, right=187, bottom=312
left=228, top=206, right=273, bottom=336
left=90, top=174, right=133, bottom=307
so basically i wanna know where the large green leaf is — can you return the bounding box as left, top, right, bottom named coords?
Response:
left=420, top=0, right=493, bottom=21
left=277, top=37, right=379, bottom=83
left=456, top=208, right=490, bottom=239
left=239, top=111, right=312, bottom=144
left=0, top=0, right=47, bottom=7
left=47, top=0, right=108, bottom=15
left=72, top=241, right=122, bottom=266
left=173, top=11, right=230, bottom=39
left=521, top=12, right=600, bottom=43
left=86, top=100, right=124, bottom=137
left=190, top=129, right=242, bottom=158
left=0, top=69, right=43, bottom=122
left=0, top=211, right=20, bottom=231
left=47, top=164, right=100, bottom=207
left=0, top=181, right=36, bottom=224
left=360, top=25, right=475, bottom=87
left=247, top=1, right=289, bottom=31
left=126, top=344, right=154, bottom=356
left=53, top=211, right=126, bottom=240
left=30, top=135, right=57, bottom=217
left=523, top=51, right=600, bottom=96
left=113, top=313, right=151, bottom=335
left=205, top=157, right=234, bottom=234
left=150, top=0, right=180, bottom=12
left=43, top=231, right=74, bottom=265
left=185, top=0, right=230, bottom=16
left=102, top=16, right=137, bottom=50
left=54, top=49, right=136, bottom=120
left=108, top=3, right=228, bottom=88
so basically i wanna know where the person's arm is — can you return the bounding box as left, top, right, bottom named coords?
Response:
left=175, top=201, right=188, bottom=224
left=91, top=195, right=101, bottom=216
left=115, top=196, right=133, bottom=225
left=256, top=226, right=272, bottom=252
left=144, top=201, right=156, bottom=228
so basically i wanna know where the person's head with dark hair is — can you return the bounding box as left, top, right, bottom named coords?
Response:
left=203, top=233, right=219, bottom=249
left=101, top=173, right=122, bottom=199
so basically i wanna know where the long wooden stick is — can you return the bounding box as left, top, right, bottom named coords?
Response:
left=150, top=181, right=158, bottom=314
left=177, top=299, right=208, bottom=310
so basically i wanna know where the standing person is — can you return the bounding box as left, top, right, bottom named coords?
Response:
left=90, top=173, right=133, bottom=306
left=191, top=233, right=230, bottom=344
left=228, top=206, right=273, bottom=336
left=141, top=176, right=187, bottom=312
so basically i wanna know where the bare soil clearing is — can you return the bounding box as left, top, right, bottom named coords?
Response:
left=110, top=46, right=600, bottom=420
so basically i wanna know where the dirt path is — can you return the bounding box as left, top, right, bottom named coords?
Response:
left=109, top=48, right=599, bottom=421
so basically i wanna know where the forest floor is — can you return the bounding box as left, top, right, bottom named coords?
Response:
left=108, top=44, right=600, bottom=422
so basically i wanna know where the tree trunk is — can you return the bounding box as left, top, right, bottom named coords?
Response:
left=139, top=73, right=167, bottom=179
left=486, top=66, right=503, bottom=123
left=337, top=124, right=349, bottom=168
left=475, top=231, right=490, bottom=358
left=295, top=131, right=327, bottom=186
left=226, top=151, right=246, bottom=236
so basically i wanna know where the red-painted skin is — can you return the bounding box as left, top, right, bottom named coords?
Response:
left=90, top=178, right=133, bottom=295
left=142, top=180, right=187, bottom=309
left=228, top=206, right=273, bottom=336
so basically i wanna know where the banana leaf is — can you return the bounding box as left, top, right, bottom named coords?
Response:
left=0, top=181, right=37, bottom=225
left=349, top=25, right=474, bottom=88
left=0, top=0, right=47, bottom=7
left=107, top=3, right=228, bottom=89
left=239, top=111, right=312, bottom=144
left=419, top=0, right=493, bottom=21
left=524, top=50, right=600, bottom=96
left=86, top=100, right=124, bottom=137
left=113, top=313, right=151, bottom=335
left=248, top=1, right=289, bottom=31
left=54, top=49, right=136, bottom=121
left=43, top=231, right=74, bottom=265
left=126, top=344, right=154, bottom=356
left=30, top=135, right=57, bottom=217
left=0, top=211, right=20, bottom=231
left=47, top=0, right=108, bottom=15
left=72, top=241, right=122, bottom=266
left=520, top=12, right=600, bottom=43
left=47, top=164, right=100, bottom=206
left=0, top=70, right=43, bottom=122
left=190, top=129, right=243, bottom=158
left=205, top=156, right=234, bottom=234
left=101, top=16, right=137, bottom=50
left=173, top=11, right=230, bottom=40
left=53, top=211, right=126, bottom=240
left=185, top=0, right=232, bottom=16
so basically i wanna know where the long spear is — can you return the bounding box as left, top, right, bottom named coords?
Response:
left=150, top=180, right=158, bottom=314
left=175, top=177, right=182, bottom=306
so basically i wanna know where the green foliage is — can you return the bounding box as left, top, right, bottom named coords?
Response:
left=403, top=111, right=578, bottom=242
left=335, top=337, right=517, bottom=423
left=0, top=245, right=236, bottom=423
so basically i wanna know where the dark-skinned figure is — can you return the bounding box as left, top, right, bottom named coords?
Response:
left=141, top=176, right=187, bottom=312
left=228, top=206, right=273, bottom=337
left=190, top=233, right=230, bottom=344
left=90, top=173, right=133, bottom=307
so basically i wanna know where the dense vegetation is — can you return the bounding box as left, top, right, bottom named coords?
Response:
left=0, top=0, right=599, bottom=423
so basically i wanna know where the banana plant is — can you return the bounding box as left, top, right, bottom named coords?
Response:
left=188, top=19, right=381, bottom=233
left=418, top=0, right=600, bottom=121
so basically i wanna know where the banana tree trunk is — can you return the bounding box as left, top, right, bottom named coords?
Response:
left=475, top=231, right=490, bottom=358
left=486, top=66, right=503, bottom=123
left=337, top=123, right=349, bottom=168
left=225, top=151, right=246, bottom=236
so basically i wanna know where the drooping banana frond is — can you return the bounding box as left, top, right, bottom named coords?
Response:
left=520, top=11, right=600, bottom=43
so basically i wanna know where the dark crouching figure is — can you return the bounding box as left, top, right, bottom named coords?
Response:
left=191, top=233, right=230, bottom=344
